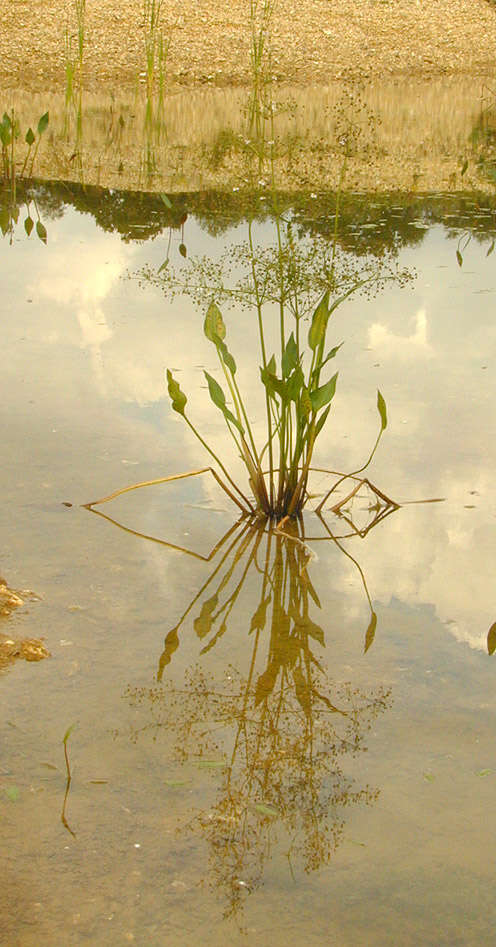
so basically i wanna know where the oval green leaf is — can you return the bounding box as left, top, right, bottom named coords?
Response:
left=36, top=220, right=47, bottom=244
left=377, top=390, right=387, bottom=430
left=37, top=111, right=49, bottom=136
left=24, top=215, right=34, bottom=236
left=166, top=368, right=187, bottom=415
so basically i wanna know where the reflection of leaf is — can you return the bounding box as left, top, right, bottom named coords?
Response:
left=364, top=612, right=377, bottom=653
left=24, top=216, right=34, bottom=236
left=249, top=594, right=271, bottom=633
left=290, top=609, right=325, bottom=647
left=293, top=665, right=311, bottom=717
left=157, top=628, right=179, bottom=679
left=487, top=622, right=496, bottom=655
left=254, top=660, right=279, bottom=706
left=36, top=220, right=47, bottom=244
left=456, top=249, right=463, bottom=268
left=179, top=243, right=187, bottom=258
left=193, top=593, right=218, bottom=638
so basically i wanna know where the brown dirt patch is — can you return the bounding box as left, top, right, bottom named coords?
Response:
left=1, top=0, right=496, bottom=92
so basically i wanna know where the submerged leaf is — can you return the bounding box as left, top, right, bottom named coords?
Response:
left=166, top=369, right=187, bottom=416
left=252, top=802, right=278, bottom=818
left=487, top=621, right=496, bottom=655
left=160, top=192, right=172, bottom=209
left=4, top=786, right=19, bottom=802
left=377, top=390, right=387, bottom=431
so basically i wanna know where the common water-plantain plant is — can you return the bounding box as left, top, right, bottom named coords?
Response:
left=166, top=292, right=388, bottom=520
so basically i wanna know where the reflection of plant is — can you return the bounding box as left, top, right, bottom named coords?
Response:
left=0, top=111, right=50, bottom=244
left=124, top=523, right=391, bottom=919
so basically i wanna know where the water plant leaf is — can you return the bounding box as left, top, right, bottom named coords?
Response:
left=310, top=372, right=338, bottom=412
left=364, top=611, right=377, bottom=653
left=179, top=243, right=187, bottom=258
left=487, top=621, right=496, bottom=655
left=24, top=216, right=34, bottom=237
left=63, top=723, right=77, bottom=745
left=197, top=759, right=226, bottom=769
left=37, top=112, right=49, bottom=136
left=456, top=250, right=463, bottom=268
left=314, top=403, right=331, bottom=439
left=287, top=365, right=304, bottom=402
left=282, top=332, right=298, bottom=377
left=377, top=389, right=388, bottom=430
left=36, top=221, right=47, bottom=244
left=166, top=369, right=187, bottom=415
left=321, top=342, right=343, bottom=368
left=194, top=593, right=218, bottom=638
left=25, top=127, right=35, bottom=146
left=487, top=240, right=495, bottom=258
left=252, top=802, right=278, bottom=818
left=2, top=112, right=12, bottom=131
left=308, top=290, right=330, bottom=351
left=300, top=386, right=312, bottom=419
left=204, top=302, right=226, bottom=342
left=160, top=192, right=172, bottom=209
left=260, top=366, right=287, bottom=402
left=204, top=371, right=244, bottom=433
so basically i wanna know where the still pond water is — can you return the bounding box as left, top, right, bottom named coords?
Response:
left=2, top=90, right=496, bottom=946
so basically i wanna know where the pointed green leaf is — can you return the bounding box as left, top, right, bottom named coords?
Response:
left=24, top=215, right=34, bottom=236
left=218, top=339, right=236, bottom=376
left=282, top=332, right=298, bottom=378
left=487, top=621, right=496, bottom=655
left=461, top=158, right=468, bottom=176
left=36, top=220, right=47, bottom=244
left=377, top=389, right=387, bottom=431
left=25, top=127, right=35, bottom=146
left=456, top=249, right=463, bottom=268
left=287, top=365, right=304, bottom=402
left=160, top=192, right=172, bottom=208
left=308, top=291, right=330, bottom=351
left=314, top=403, right=331, bottom=439
left=310, top=372, right=338, bottom=412
left=179, top=242, right=187, bottom=258
left=321, top=341, right=343, bottom=368
left=204, top=371, right=243, bottom=433
left=166, top=368, right=187, bottom=415
left=364, top=611, right=377, bottom=653
left=486, top=240, right=495, bottom=258
left=252, top=802, right=278, bottom=818
left=37, top=111, right=49, bottom=136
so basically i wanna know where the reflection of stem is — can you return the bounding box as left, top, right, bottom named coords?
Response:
left=61, top=724, right=76, bottom=838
